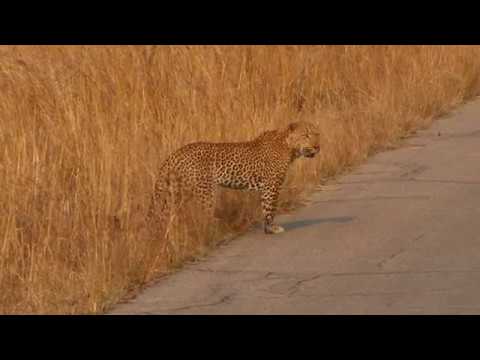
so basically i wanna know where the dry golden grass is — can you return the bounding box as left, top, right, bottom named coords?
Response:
left=1, top=45, right=480, bottom=314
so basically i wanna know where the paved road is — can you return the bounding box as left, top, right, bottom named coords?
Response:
left=111, top=98, right=480, bottom=314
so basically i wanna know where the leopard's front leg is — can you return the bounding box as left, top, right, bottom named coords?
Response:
left=260, top=184, right=284, bottom=234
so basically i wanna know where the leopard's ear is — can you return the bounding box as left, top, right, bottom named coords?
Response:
left=287, top=122, right=300, bottom=132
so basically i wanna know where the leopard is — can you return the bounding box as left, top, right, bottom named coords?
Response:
left=147, top=120, right=321, bottom=235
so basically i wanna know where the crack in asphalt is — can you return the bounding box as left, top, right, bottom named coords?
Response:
left=400, top=165, right=430, bottom=179
left=192, top=267, right=480, bottom=278
left=163, top=294, right=234, bottom=313
left=377, top=248, right=407, bottom=269
left=430, top=129, right=480, bottom=141
left=286, top=273, right=325, bottom=296
left=279, top=287, right=467, bottom=303
left=411, top=129, right=480, bottom=142
left=339, top=178, right=480, bottom=186
left=377, top=233, right=425, bottom=269
left=189, top=266, right=480, bottom=301
left=312, top=195, right=431, bottom=203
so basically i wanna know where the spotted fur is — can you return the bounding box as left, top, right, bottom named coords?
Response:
left=147, top=121, right=321, bottom=235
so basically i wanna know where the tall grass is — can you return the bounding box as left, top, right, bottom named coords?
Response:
left=1, top=46, right=480, bottom=314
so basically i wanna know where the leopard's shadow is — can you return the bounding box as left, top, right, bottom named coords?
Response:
left=282, top=216, right=355, bottom=231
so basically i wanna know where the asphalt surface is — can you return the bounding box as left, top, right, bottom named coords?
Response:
left=111, top=98, right=480, bottom=314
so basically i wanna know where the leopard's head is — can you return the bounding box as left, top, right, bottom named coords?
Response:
left=285, top=121, right=321, bottom=159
